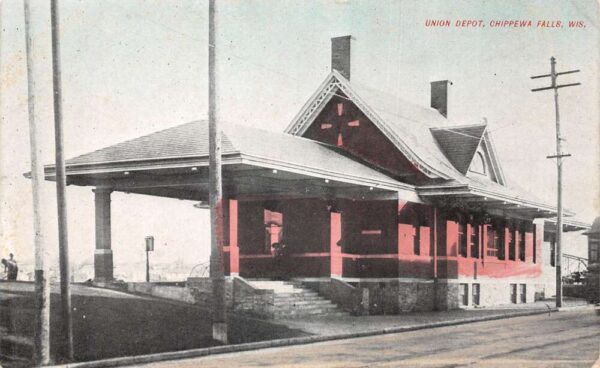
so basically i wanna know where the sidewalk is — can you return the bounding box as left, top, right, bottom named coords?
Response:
left=3, top=281, right=591, bottom=368
left=277, top=298, right=585, bottom=336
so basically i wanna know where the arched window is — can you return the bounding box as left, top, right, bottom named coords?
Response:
left=470, top=151, right=486, bottom=174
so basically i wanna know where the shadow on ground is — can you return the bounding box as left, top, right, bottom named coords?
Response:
left=0, top=284, right=308, bottom=367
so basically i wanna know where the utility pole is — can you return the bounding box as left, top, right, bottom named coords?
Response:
left=50, top=0, right=74, bottom=361
left=531, top=57, right=580, bottom=308
left=23, top=0, right=51, bottom=364
left=208, top=0, right=227, bottom=344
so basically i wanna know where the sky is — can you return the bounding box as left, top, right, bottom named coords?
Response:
left=1, top=0, right=598, bottom=278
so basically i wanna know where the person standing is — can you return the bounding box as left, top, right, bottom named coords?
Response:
left=2, top=254, right=19, bottom=280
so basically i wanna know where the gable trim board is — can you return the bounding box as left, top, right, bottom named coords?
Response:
left=286, top=71, right=453, bottom=180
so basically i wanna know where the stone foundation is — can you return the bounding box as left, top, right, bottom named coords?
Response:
left=186, top=277, right=234, bottom=309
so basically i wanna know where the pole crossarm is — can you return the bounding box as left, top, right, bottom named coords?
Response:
left=530, top=69, right=580, bottom=79
left=531, top=82, right=581, bottom=92
left=547, top=154, right=572, bottom=159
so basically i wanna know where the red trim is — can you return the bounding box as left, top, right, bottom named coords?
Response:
left=342, top=253, right=397, bottom=260
left=330, top=212, right=342, bottom=277
left=433, top=207, right=438, bottom=279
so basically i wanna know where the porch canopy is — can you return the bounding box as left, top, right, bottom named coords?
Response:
left=43, top=121, right=420, bottom=203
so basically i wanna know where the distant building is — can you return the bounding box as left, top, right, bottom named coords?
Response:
left=39, top=36, right=588, bottom=312
left=584, top=216, right=600, bottom=302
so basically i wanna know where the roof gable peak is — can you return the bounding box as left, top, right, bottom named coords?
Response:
left=285, top=72, right=456, bottom=180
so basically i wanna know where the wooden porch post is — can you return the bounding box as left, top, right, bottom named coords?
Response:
left=229, top=199, right=239, bottom=276
left=93, top=188, right=113, bottom=282
left=330, top=212, right=342, bottom=277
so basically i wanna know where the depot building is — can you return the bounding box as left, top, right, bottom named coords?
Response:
left=41, top=36, right=587, bottom=313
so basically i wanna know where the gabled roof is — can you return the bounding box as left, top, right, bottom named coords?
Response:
left=285, top=71, right=510, bottom=186
left=286, top=71, right=477, bottom=181
left=430, top=124, right=486, bottom=175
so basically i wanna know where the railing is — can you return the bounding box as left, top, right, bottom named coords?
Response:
left=563, top=253, right=588, bottom=273
left=188, top=262, right=210, bottom=278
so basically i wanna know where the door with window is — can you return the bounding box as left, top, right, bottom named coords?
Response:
left=519, top=284, right=527, bottom=303
left=510, top=284, right=517, bottom=304
left=472, top=284, right=480, bottom=306
left=460, top=283, right=469, bottom=306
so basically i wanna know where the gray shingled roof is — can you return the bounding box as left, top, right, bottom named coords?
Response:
left=284, top=71, right=557, bottom=210
left=348, top=80, right=464, bottom=180
left=66, top=121, right=237, bottom=166
left=63, top=120, right=406, bottom=190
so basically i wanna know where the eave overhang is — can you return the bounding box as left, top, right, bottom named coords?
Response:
left=35, top=152, right=422, bottom=204
left=417, top=183, right=572, bottom=218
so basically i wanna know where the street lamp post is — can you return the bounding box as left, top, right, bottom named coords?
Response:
left=145, top=236, right=154, bottom=283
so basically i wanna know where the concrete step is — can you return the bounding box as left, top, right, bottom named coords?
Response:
left=274, top=294, right=322, bottom=302
left=245, top=279, right=347, bottom=318
left=274, top=291, right=319, bottom=298
left=273, top=305, right=340, bottom=313
left=274, top=299, right=337, bottom=307
left=273, top=309, right=347, bottom=318
left=249, top=281, right=299, bottom=294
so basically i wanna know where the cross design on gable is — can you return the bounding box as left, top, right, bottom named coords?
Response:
left=320, top=102, right=360, bottom=147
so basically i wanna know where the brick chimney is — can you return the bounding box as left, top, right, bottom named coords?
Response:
left=430, top=80, right=452, bottom=118
left=331, top=35, right=352, bottom=80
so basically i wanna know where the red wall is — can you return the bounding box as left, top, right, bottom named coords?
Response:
left=438, top=214, right=542, bottom=279
left=303, top=96, right=428, bottom=184
left=230, top=198, right=541, bottom=280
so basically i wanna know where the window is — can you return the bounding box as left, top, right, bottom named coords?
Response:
left=497, top=224, right=506, bottom=260
left=519, top=284, right=527, bottom=303
left=589, top=239, right=599, bottom=263
left=519, top=229, right=526, bottom=261
left=458, top=222, right=467, bottom=257
left=470, top=151, right=486, bottom=174
left=510, top=283, right=517, bottom=304
left=413, top=218, right=421, bottom=256
left=470, top=224, right=479, bottom=258
left=264, top=209, right=283, bottom=253
left=460, top=283, right=469, bottom=306
left=487, top=226, right=498, bottom=257
left=472, top=284, right=480, bottom=306
left=508, top=226, right=516, bottom=261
